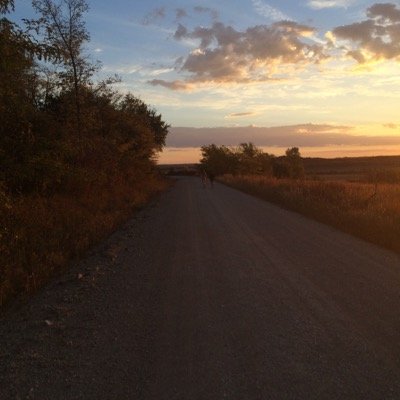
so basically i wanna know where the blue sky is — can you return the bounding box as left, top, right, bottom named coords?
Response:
left=11, top=0, right=400, bottom=162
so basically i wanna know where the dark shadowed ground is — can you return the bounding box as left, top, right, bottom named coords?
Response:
left=1, top=177, right=400, bottom=399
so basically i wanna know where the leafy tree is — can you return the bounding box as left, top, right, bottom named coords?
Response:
left=1, top=0, right=169, bottom=195
left=0, top=3, right=38, bottom=190
left=30, top=0, right=93, bottom=136
left=257, top=152, right=274, bottom=176
left=117, top=94, right=169, bottom=151
left=272, top=147, right=304, bottom=179
left=285, top=147, right=305, bottom=179
left=114, top=94, right=169, bottom=163
left=236, top=142, right=273, bottom=175
left=200, top=142, right=303, bottom=179
left=0, top=0, right=14, bottom=13
left=200, top=144, right=238, bottom=176
left=200, top=142, right=275, bottom=177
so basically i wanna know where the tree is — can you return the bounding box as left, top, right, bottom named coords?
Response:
left=0, top=2, right=39, bottom=190
left=0, top=0, right=14, bottom=13
left=200, top=144, right=238, bottom=176
left=273, top=147, right=304, bottom=179
left=285, top=147, right=305, bottom=179
left=200, top=142, right=275, bottom=177
left=115, top=94, right=169, bottom=161
left=1, top=0, right=169, bottom=194
left=30, top=0, right=92, bottom=136
left=236, top=142, right=273, bottom=175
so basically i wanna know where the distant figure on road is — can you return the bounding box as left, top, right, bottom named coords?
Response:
left=201, top=169, right=208, bottom=188
left=208, top=172, right=216, bottom=188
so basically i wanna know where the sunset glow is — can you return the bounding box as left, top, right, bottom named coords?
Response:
left=12, top=0, right=400, bottom=162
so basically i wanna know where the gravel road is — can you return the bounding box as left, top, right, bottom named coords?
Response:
left=2, top=177, right=400, bottom=399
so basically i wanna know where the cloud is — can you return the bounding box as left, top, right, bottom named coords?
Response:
left=331, top=2, right=400, bottom=63
left=148, top=79, right=193, bottom=90
left=307, top=0, right=355, bottom=9
left=152, top=20, right=326, bottom=90
left=367, top=3, right=400, bottom=22
left=175, top=8, right=187, bottom=20
left=383, top=122, right=399, bottom=129
left=193, top=6, right=219, bottom=20
left=166, top=124, right=400, bottom=148
left=147, top=68, right=174, bottom=77
left=173, top=23, right=189, bottom=40
left=142, top=7, right=166, bottom=25
left=252, top=0, right=291, bottom=21
left=226, top=112, right=257, bottom=118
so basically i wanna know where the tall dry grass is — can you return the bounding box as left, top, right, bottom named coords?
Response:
left=220, top=175, right=400, bottom=254
left=0, top=173, right=169, bottom=306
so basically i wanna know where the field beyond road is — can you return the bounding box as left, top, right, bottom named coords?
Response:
left=2, top=177, right=400, bottom=399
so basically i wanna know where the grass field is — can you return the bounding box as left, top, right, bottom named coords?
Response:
left=220, top=174, right=400, bottom=254
left=303, top=155, right=400, bottom=183
left=0, top=175, right=169, bottom=307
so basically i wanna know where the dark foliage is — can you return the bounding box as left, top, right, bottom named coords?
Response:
left=0, top=0, right=169, bottom=195
left=0, top=0, right=169, bottom=305
left=200, top=143, right=304, bottom=179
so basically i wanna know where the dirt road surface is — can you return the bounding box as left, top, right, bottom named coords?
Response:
left=2, top=177, right=400, bottom=399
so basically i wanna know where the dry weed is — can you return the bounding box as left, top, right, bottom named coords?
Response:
left=221, top=175, right=400, bottom=254
left=0, top=175, right=169, bottom=306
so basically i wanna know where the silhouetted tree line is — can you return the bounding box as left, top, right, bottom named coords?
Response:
left=200, top=143, right=304, bottom=179
left=1, top=0, right=169, bottom=195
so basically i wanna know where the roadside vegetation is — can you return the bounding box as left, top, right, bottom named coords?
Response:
left=200, top=143, right=304, bottom=179
left=201, top=143, right=400, bottom=254
left=0, top=0, right=169, bottom=305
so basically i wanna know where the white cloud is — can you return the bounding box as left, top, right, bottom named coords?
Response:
left=102, top=64, right=141, bottom=74
left=147, top=68, right=175, bottom=77
left=307, top=0, right=355, bottom=10
left=252, top=0, right=291, bottom=21
left=102, top=63, right=173, bottom=78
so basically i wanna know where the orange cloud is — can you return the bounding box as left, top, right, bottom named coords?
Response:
left=148, top=79, right=192, bottom=90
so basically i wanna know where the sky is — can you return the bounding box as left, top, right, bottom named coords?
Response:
left=11, top=0, right=400, bottom=163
